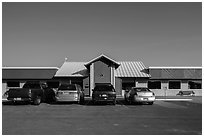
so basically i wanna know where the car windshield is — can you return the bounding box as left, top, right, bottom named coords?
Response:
left=23, top=83, right=41, bottom=89
left=133, top=88, right=150, bottom=92
left=58, top=84, right=76, bottom=90
left=94, top=85, right=114, bottom=92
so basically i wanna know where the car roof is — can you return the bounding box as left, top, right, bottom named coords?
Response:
left=132, top=87, right=148, bottom=89
left=59, top=83, right=76, bottom=86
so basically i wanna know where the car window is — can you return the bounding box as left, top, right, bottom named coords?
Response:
left=78, top=85, right=82, bottom=91
left=133, top=88, right=150, bottom=92
left=23, top=83, right=41, bottom=89
left=94, top=85, right=115, bottom=92
left=58, top=84, right=76, bottom=90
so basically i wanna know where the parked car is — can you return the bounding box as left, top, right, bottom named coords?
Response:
left=55, top=84, right=85, bottom=104
left=124, top=87, right=155, bottom=105
left=92, top=84, right=116, bottom=105
left=5, top=81, right=56, bottom=105
left=176, top=90, right=195, bottom=96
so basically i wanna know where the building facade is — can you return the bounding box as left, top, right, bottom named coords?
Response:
left=2, top=54, right=202, bottom=96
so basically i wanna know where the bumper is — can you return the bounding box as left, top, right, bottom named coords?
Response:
left=7, top=98, right=31, bottom=102
left=55, top=96, right=79, bottom=102
left=93, top=97, right=116, bottom=102
left=133, top=96, right=155, bottom=103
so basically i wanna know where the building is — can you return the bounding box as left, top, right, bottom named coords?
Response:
left=2, top=54, right=202, bottom=96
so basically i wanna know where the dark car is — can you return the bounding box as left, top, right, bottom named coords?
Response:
left=92, top=84, right=116, bottom=105
left=176, top=90, right=195, bottom=96
left=5, top=81, right=56, bottom=105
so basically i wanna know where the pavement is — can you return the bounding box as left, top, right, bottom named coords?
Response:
left=2, top=96, right=202, bottom=135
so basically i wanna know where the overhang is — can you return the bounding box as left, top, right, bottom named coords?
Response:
left=2, top=67, right=59, bottom=80
left=84, top=54, right=120, bottom=69
left=149, top=67, right=202, bottom=79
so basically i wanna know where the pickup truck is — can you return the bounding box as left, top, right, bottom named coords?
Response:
left=5, top=81, right=56, bottom=105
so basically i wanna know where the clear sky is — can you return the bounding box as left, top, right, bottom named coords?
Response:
left=2, top=2, right=202, bottom=68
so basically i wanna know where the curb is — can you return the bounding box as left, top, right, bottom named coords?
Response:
left=156, top=99, right=192, bottom=101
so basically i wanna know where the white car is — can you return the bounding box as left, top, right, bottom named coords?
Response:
left=56, top=84, right=85, bottom=104
left=125, top=87, right=155, bottom=105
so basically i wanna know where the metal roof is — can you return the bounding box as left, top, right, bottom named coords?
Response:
left=55, top=62, right=89, bottom=77
left=115, top=61, right=150, bottom=77
left=149, top=68, right=202, bottom=79
left=2, top=67, right=58, bottom=80
left=84, top=54, right=120, bottom=69
left=55, top=61, right=149, bottom=78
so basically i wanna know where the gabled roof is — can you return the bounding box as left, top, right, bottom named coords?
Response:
left=2, top=67, right=58, bottom=80
left=115, top=61, right=150, bottom=77
left=149, top=67, right=202, bottom=79
left=84, top=54, right=120, bottom=69
left=55, top=62, right=88, bottom=77
left=55, top=60, right=150, bottom=78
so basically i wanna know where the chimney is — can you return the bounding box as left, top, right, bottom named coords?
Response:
left=65, top=57, right=68, bottom=62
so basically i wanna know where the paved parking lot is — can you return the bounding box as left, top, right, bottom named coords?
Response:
left=2, top=97, right=202, bottom=135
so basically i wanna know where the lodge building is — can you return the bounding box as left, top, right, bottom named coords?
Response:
left=2, top=54, right=202, bottom=96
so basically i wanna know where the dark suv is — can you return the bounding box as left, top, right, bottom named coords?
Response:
left=92, top=84, right=116, bottom=105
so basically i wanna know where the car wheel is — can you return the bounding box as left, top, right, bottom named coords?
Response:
left=12, top=101, right=17, bottom=105
left=92, top=100, right=96, bottom=105
left=148, top=102, right=153, bottom=105
left=112, top=99, right=116, bottom=105
left=129, top=99, right=133, bottom=105
left=79, top=97, right=85, bottom=105
left=33, top=96, right=41, bottom=105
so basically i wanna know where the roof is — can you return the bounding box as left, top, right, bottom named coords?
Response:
left=2, top=67, right=58, bottom=80
left=84, top=54, right=120, bottom=69
left=149, top=68, right=202, bottom=79
left=55, top=62, right=89, bottom=77
left=55, top=61, right=149, bottom=78
left=149, top=66, right=202, bottom=69
left=115, top=61, right=150, bottom=77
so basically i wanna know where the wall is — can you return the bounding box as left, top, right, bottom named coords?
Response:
left=136, top=78, right=148, bottom=87
left=83, top=77, right=90, bottom=96
left=150, top=80, right=202, bottom=96
left=115, top=77, right=122, bottom=95
left=2, top=82, right=7, bottom=95
left=94, top=61, right=111, bottom=84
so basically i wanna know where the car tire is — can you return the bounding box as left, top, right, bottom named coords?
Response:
left=148, top=102, right=153, bottom=105
left=33, top=96, right=41, bottom=105
left=112, top=99, right=116, bottom=105
left=79, top=97, right=85, bottom=105
left=129, top=100, right=133, bottom=105
left=92, top=100, right=96, bottom=105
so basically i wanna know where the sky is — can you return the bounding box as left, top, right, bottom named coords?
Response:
left=2, top=2, right=202, bottom=68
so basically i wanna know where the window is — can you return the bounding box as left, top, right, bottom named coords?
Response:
left=23, top=83, right=41, bottom=89
left=188, top=81, right=202, bottom=89
left=47, top=81, right=59, bottom=88
left=133, top=87, right=150, bottom=92
left=94, top=85, right=115, bottom=92
left=169, top=81, right=181, bottom=89
left=7, top=81, right=20, bottom=88
left=58, top=84, right=76, bottom=90
left=148, top=81, right=161, bottom=89
left=122, top=83, right=135, bottom=90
